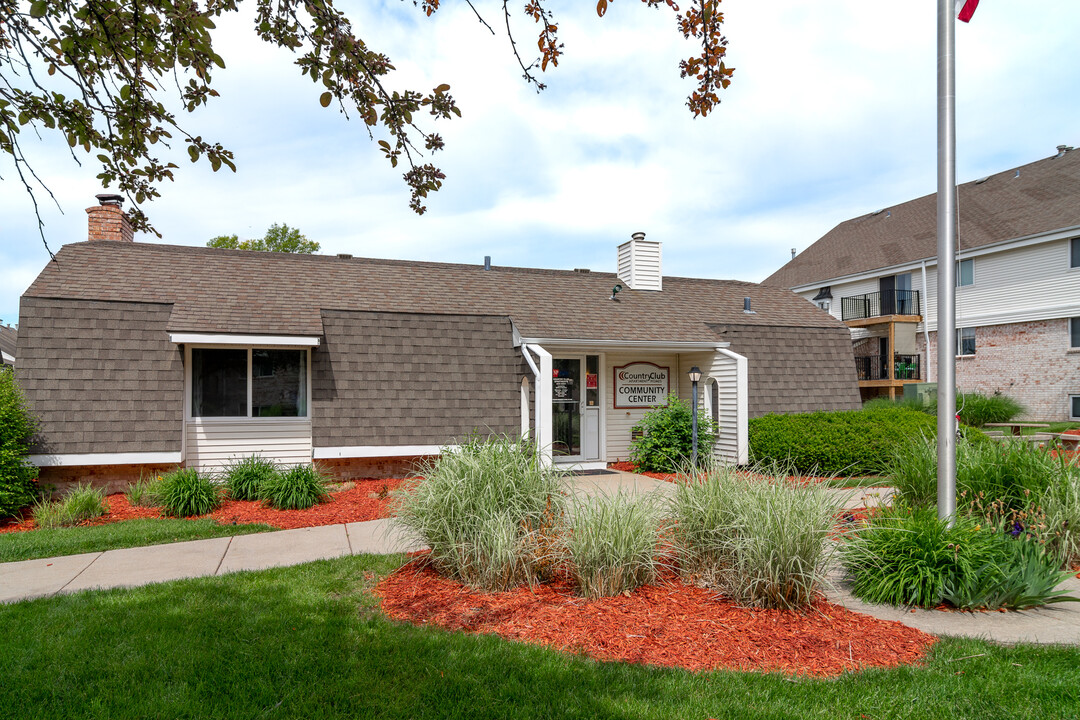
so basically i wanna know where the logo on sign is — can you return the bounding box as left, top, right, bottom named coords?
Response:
left=613, top=362, right=670, bottom=409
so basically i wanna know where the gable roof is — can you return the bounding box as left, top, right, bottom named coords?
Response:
left=0, top=323, right=15, bottom=364
left=23, top=241, right=842, bottom=343
left=765, top=148, right=1080, bottom=289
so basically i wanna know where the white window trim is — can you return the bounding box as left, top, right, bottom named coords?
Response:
left=185, top=345, right=312, bottom=421
left=955, top=258, right=975, bottom=287
left=171, top=333, right=320, bottom=346
left=957, top=327, right=976, bottom=357
left=1070, top=394, right=1080, bottom=421
left=1071, top=317, right=1080, bottom=349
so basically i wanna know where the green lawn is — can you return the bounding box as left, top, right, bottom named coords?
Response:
left=1, top=554, right=1078, bottom=719
left=0, top=518, right=276, bottom=563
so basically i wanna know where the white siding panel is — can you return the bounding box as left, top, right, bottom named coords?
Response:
left=604, top=352, right=679, bottom=461
left=186, top=419, right=313, bottom=474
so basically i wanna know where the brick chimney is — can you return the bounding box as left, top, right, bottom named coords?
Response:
left=86, top=193, right=134, bottom=242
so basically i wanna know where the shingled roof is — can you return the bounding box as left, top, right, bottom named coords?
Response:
left=765, top=147, right=1080, bottom=289
left=0, top=323, right=15, bottom=364
left=24, top=241, right=842, bottom=342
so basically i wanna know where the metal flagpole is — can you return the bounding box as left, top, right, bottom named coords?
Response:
left=936, top=0, right=958, bottom=524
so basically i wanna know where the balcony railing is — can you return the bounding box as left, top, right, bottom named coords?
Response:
left=855, top=354, right=921, bottom=382
left=841, top=290, right=921, bottom=321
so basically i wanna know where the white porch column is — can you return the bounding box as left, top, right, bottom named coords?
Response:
left=524, top=344, right=554, bottom=466
left=717, top=348, right=749, bottom=465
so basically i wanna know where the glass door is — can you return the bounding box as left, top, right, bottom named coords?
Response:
left=552, top=358, right=581, bottom=457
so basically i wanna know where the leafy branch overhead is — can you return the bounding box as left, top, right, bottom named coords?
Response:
left=1, top=0, right=733, bottom=240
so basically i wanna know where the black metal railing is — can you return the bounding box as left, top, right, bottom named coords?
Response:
left=854, top=354, right=921, bottom=382
left=841, top=290, right=921, bottom=321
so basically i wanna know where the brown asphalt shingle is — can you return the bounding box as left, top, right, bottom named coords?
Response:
left=764, top=148, right=1080, bottom=289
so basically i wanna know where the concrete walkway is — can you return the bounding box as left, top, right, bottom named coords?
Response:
left=2, top=471, right=1079, bottom=646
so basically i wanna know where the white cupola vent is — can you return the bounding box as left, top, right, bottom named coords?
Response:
left=617, top=232, right=662, bottom=291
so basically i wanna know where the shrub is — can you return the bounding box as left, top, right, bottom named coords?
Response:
left=393, top=438, right=567, bottom=591
left=669, top=463, right=839, bottom=609
left=158, top=468, right=221, bottom=517
left=0, top=368, right=39, bottom=518
left=224, top=455, right=279, bottom=501
left=566, top=491, right=662, bottom=598
left=748, top=406, right=936, bottom=476
left=890, top=434, right=1075, bottom=514
left=125, top=474, right=162, bottom=508
left=629, top=395, right=717, bottom=473
left=923, top=391, right=1025, bottom=428
left=841, top=506, right=1076, bottom=610
left=32, top=483, right=108, bottom=529
left=260, top=464, right=329, bottom=510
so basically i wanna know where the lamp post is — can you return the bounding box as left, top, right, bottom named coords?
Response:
left=688, top=366, right=702, bottom=468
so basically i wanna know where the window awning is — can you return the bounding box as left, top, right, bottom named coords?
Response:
left=169, top=333, right=321, bottom=347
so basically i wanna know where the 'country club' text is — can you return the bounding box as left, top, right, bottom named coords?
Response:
left=613, top=363, right=670, bottom=409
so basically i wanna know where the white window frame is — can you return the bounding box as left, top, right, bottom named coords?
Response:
left=1071, top=317, right=1080, bottom=349
left=185, top=345, right=312, bottom=421
left=957, top=327, right=976, bottom=357
left=1071, top=394, right=1080, bottom=421
left=1071, top=237, right=1080, bottom=269
left=955, top=258, right=974, bottom=287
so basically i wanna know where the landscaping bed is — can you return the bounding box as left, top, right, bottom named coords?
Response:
left=0, top=478, right=411, bottom=535
left=375, top=555, right=935, bottom=677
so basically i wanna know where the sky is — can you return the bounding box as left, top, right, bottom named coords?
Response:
left=3, top=1, right=1080, bottom=326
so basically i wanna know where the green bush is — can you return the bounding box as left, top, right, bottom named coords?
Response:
left=159, top=468, right=221, bottom=517
left=668, top=463, right=839, bottom=609
left=0, top=368, right=39, bottom=518
left=260, top=464, right=329, bottom=510
left=748, top=406, right=936, bottom=476
left=224, top=455, right=279, bottom=501
left=566, top=491, right=662, bottom=598
left=629, top=395, right=717, bottom=473
left=32, top=483, right=108, bottom=529
left=924, top=391, right=1025, bottom=428
left=393, top=438, right=567, bottom=591
left=841, top=506, right=1076, bottom=610
left=125, top=474, right=163, bottom=508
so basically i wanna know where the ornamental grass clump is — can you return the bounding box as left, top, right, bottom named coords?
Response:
left=840, top=507, right=1077, bottom=610
left=159, top=468, right=221, bottom=517
left=260, top=464, right=329, bottom=510
left=224, top=455, right=279, bottom=501
left=32, top=483, right=108, bottom=529
left=669, top=463, right=839, bottom=609
left=393, top=438, right=567, bottom=591
left=1043, top=471, right=1080, bottom=567
left=125, top=475, right=162, bottom=508
left=566, top=491, right=662, bottom=598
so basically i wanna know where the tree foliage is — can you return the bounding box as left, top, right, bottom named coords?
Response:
left=1, top=0, right=733, bottom=244
left=0, top=367, right=38, bottom=519
left=207, top=222, right=319, bottom=253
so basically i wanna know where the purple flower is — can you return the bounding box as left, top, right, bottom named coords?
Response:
left=1010, top=521, right=1023, bottom=538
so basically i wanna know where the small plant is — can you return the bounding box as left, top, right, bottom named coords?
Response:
left=393, top=437, right=568, bottom=591
left=1043, top=470, right=1080, bottom=567
left=669, top=463, right=838, bottom=609
left=32, top=483, right=108, bottom=529
left=629, top=395, right=717, bottom=473
left=566, top=491, right=662, bottom=598
left=158, top=468, right=221, bottom=517
left=0, top=368, right=39, bottom=519
left=224, top=455, right=279, bottom=501
left=260, top=464, right=329, bottom=510
left=125, top=474, right=163, bottom=508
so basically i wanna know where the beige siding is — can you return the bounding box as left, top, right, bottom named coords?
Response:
left=186, top=419, right=313, bottom=474
left=604, top=352, right=680, bottom=461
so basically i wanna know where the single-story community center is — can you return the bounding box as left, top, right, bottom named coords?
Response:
left=17, top=196, right=861, bottom=489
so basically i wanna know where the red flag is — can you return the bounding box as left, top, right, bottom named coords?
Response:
left=956, top=0, right=979, bottom=22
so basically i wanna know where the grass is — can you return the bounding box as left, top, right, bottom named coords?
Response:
left=1, top=554, right=1078, bottom=719
left=0, top=518, right=276, bottom=563
left=261, top=463, right=330, bottom=510
left=159, top=467, right=221, bottom=517
left=32, top=483, right=108, bottom=529
left=566, top=490, right=662, bottom=598
left=223, top=454, right=279, bottom=501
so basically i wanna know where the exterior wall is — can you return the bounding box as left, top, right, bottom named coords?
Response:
left=709, top=324, right=862, bottom=417
left=17, top=298, right=183, bottom=455
left=316, top=456, right=431, bottom=481
left=921, top=318, right=1080, bottom=420
left=312, top=310, right=530, bottom=447
left=186, top=419, right=313, bottom=474
left=36, top=463, right=178, bottom=497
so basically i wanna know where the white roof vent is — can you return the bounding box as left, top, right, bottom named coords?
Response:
left=617, top=232, right=662, bottom=291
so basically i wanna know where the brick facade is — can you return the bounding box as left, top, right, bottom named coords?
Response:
left=919, top=318, right=1080, bottom=420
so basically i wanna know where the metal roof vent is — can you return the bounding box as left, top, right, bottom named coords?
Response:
left=1056, top=145, right=1074, bottom=158
left=617, top=232, right=662, bottom=291
left=484, top=255, right=491, bottom=271
left=574, top=268, right=591, bottom=273
left=975, top=176, right=989, bottom=184
left=743, top=297, right=756, bottom=314
left=336, top=253, right=353, bottom=259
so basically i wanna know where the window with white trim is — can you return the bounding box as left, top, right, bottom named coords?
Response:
left=957, top=327, right=976, bottom=356
left=191, top=348, right=308, bottom=418
left=1071, top=237, right=1080, bottom=268
left=1071, top=395, right=1080, bottom=421
left=1072, top=318, right=1080, bottom=349
left=956, top=258, right=974, bottom=287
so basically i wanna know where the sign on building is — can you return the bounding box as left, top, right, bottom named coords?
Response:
left=613, top=362, right=670, bottom=409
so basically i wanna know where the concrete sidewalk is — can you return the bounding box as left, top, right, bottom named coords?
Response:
left=0, top=518, right=423, bottom=604
left=3, top=472, right=1079, bottom=647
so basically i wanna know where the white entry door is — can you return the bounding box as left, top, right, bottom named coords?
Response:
left=552, top=355, right=601, bottom=462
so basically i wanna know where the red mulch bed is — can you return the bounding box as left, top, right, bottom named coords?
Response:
left=606, top=461, right=882, bottom=487
left=374, top=557, right=936, bottom=677
left=0, top=478, right=413, bottom=534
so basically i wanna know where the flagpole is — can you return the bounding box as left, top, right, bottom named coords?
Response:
left=936, top=0, right=958, bottom=524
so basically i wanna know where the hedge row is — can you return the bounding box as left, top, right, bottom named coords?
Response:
left=748, top=406, right=937, bottom=476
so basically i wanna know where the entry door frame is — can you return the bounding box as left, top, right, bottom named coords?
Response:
left=551, top=353, right=604, bottom=464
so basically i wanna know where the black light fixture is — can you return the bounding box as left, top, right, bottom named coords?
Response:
left=688, top=366, right=702, bottom=467
left=610, top=283, right=623, bottom=301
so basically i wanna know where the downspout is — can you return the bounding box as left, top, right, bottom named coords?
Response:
left=522, top=344, right=553, bottom=466
left=920, top=260, right=931, bottom=380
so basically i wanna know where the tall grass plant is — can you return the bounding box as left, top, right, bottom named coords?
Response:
left=224, top=455, right=279, bottom=501
left=566, top=491, right=662, bottom=598
left=32, top=483, right=108, bottom=529
left=261, top=464, right=328, bottom=510
left=159, top=468, right=221, bottom=517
